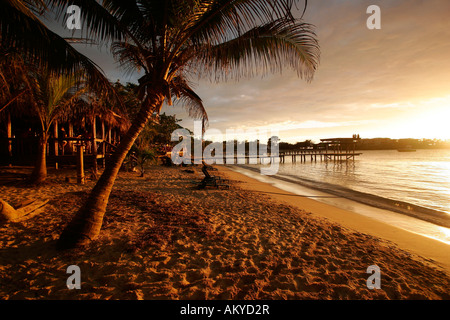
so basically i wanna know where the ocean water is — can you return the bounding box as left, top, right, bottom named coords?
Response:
left=232, top=149, right=450, bottom=244
left=275, top=149, right=450, bottom=216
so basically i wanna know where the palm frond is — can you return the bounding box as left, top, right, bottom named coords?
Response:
left=45, top=0, right=125, bottom=43
left=0, top=52, right=34, bottom=116
left=193, top=18, right=320, bottom=81
left=1, top=1, right=111, bottom=92
left=111, top=41, right=149, bottom=75
left=185, top=0, right=302, bottom=46
left=2, top=1, right=126, bottom=111
left=27, top=69, right=87, bottom=131
left=170, top=76, right=208, bottom=130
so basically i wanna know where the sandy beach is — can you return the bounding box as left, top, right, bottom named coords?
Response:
left=0, top=164, right=449, bottom=300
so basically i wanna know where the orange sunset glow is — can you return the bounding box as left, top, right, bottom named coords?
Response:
left=2, top=0, right=450, bottom=307
left=132, top=0, right=450, bottom=143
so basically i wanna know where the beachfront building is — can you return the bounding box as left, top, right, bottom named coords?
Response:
left=0, top=106, right=129, bottom=169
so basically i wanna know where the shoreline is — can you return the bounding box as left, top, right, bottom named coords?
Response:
left=220, top=165, right=450, bottom=273
left=237, top=165, right=450, bottom=229
left=229, top=165, right=450, bottom=245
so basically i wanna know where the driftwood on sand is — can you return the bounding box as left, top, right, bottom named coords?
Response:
left=0, top=199, right=49, bottom=222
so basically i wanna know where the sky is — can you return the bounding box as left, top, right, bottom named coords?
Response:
left=52, top=0, right=450, bottom=144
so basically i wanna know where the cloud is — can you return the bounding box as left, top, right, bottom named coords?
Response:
left=181, top=0, right=450, bottom=141
left=48, top=0, right=450, bottom=142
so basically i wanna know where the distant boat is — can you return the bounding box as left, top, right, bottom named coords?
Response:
left=397, top=145, right=416, bottom=152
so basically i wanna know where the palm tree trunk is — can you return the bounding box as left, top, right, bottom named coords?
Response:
left=57, top=93, right=164, bottom=249
left=30, top=133, right=48, bottom=184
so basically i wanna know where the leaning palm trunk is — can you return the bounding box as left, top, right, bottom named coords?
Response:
left=29, top=133, right=48, bottom=185
left=57, top=93, right=164, bottom=249
left=53, top=0, right=319, bottom=250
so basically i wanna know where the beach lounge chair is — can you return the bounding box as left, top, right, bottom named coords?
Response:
left=197, top=163, right=230, bottom=189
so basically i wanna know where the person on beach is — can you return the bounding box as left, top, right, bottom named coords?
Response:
left=59, top=127, right=68, bottom=153
left=84, top=131, right=93, bottom=154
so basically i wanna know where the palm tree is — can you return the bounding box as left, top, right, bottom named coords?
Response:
left=1, top=0, right=122, bottom=87
left=28, top=69, right=86, bottom=184
left=0, top=53, right=34, bottom=165
left=132, top=125, right=158, bottom=177
left=56, top=0, right=320, bottom=248
left=0, top=52, right=33, bottom=114
left=152, top=113, right=184, bottom=146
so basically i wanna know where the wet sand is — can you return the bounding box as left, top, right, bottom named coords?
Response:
left=0, top=165, right=449, bottom=299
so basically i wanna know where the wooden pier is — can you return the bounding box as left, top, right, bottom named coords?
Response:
left=210, top=150, right=362, bottom=164
left=279, top=137, right=361, bottom=163
left=278, top=149, right=362, bottom=163
left=212, top=136, right=362, bottom=164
